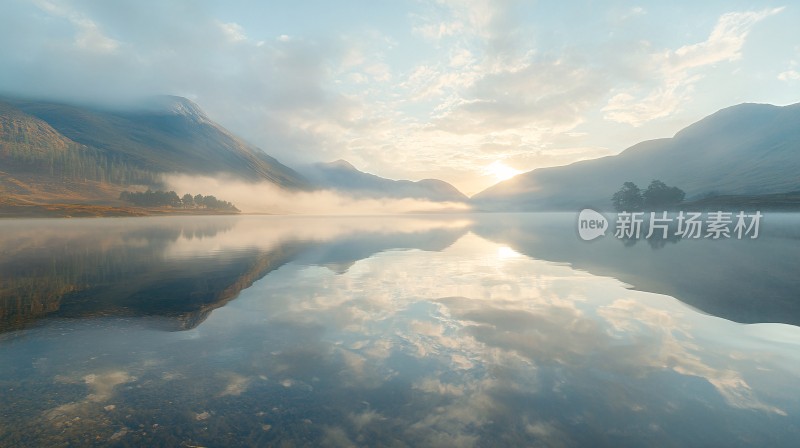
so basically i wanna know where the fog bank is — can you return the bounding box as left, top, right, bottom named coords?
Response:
left=164, top=175, right=471, bottom=215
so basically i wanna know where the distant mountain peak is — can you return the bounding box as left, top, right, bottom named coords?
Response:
left=322, top=159, right=358, bottom=171
left=138, top=95, right=210, bottom=122
left=301, top=160, right=468, bottom=202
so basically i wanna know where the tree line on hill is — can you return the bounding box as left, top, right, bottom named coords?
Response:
left=119, top=190, right=239, bottom=212
left=612, top=180, right=685, bottom=212
left=1, top=141, right=158, bottom=185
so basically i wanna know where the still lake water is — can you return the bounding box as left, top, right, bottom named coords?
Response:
left=1, top=214, right=799, bottom=447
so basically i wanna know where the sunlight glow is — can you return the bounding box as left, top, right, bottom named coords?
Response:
left=496, top=246, right=521, bottom=259
left=484, top=161, right=522, bottom=182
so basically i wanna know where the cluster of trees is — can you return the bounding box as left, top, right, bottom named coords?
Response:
left=1, top=141, right=158, bottom=185
left=119, top=190, right=239, bottom=212
left=612, top=180, right=685, bottom=211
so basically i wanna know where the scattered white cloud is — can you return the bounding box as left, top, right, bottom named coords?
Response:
left=432, top=58, right=605, bottom=134
left=218, top=21, right=247, bottom=43
left=413, top=20, right=464, bottom=40
left=626, top=6, right=647, bottom=19
left=670, top=8, right=784, bottom=71
left=603, top=7, right=784, bottom=126
left=32, top=0, right=120, bottom=53
left=364, top=62, right=392, bottom=82
left=0, top=1, right=796, bottom=194
left=778, top=69, right=800, bottom=81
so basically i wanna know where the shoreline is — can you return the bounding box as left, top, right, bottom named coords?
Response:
left=0, top=201, right=240, bottom=218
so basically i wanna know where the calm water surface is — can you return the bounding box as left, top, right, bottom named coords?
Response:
left=1, top=214, right=799, bottom=447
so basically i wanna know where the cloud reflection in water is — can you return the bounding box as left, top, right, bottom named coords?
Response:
left=1, top=216, right=799, bottom=447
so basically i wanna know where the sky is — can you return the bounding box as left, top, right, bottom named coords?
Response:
left=1, top=0, right=798, bottom=195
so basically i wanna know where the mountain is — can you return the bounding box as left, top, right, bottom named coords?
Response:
left=0, top=95, right=309, bottom=200
left=473, top=102, right=800, bottom=211
left=300, top=159, right=469, bottom=202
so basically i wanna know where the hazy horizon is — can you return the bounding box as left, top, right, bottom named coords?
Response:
left=2, top=1, right=799, bottom=195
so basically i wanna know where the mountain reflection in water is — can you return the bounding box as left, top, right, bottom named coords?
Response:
left=0, top=214, right=798, bottom=447
left=0, top=216, right=468, bottom=333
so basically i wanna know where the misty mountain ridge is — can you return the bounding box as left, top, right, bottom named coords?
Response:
left=1, top=94, right=471, bottom=214
left=4, top=94, right=798, bottom=214
left=0, top=95, right=309, bottom=189
left=473, top=101, right=800, bottom=211
left=300, top=159, right=469, bottom=203
left=133, top=95, right=212, bottom=123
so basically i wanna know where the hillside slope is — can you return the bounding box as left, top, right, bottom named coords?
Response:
left=473, top=102, right=800, bottom=211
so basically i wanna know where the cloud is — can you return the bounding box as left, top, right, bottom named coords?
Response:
left=778, top=69, right=800, bottom=81
left=31, top=0, right=120, bottom=53
left=0, top=0, right=365, bottom=168
left=670, top=8, right=784, bottom=70
left=603, top=7, right=784, bottom=126
left=0, top=1, right=795, bottom=196
left=217, top=21, right=247, bottom=43
left=407, top=0, right=561, bottom=123
left=412, top=20, right=464, bottom=40
left=388, top=1, right=615, bottom=192
left=432, top=59, right=606, bottom=134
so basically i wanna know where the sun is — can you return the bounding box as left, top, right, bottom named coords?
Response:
left=484, top=161, right=522, bottom=182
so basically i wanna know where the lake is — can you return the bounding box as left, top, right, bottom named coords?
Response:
left=1, top=214, right=799, bottom=447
